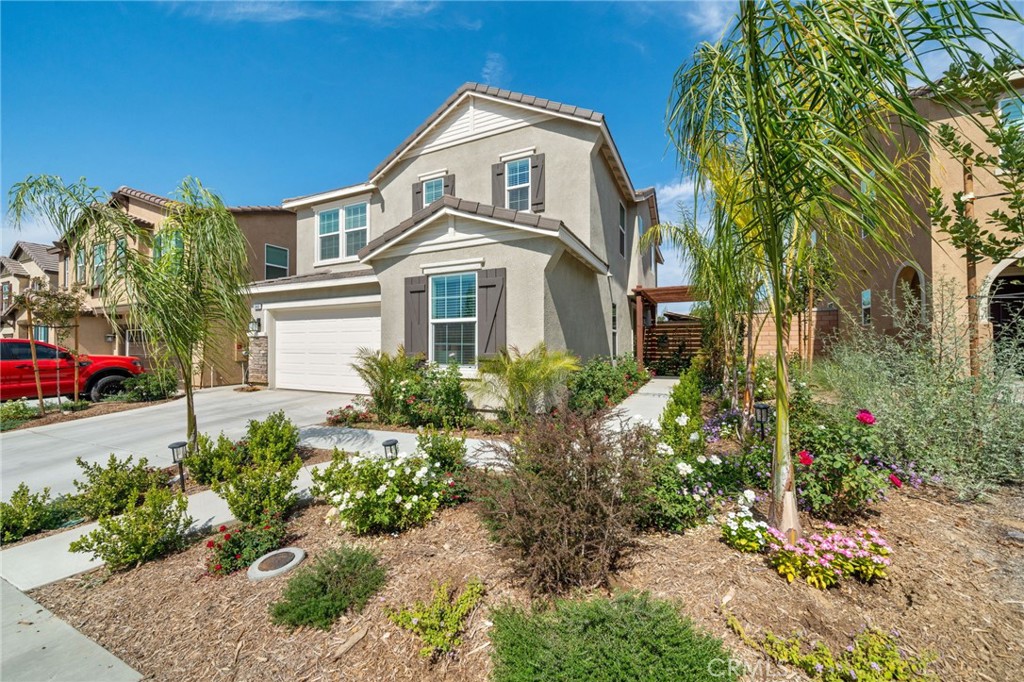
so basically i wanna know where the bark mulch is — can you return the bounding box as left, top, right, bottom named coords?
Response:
left=31, top=488, right=1024, bottom=682
left=4, top=397, right=178, bottom=432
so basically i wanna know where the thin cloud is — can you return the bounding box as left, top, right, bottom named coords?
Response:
left=1, top=215, right=60, bottom=249
left=346, top=1, right=440, bottom=25
left=654, top=179, right=697, bottom=224
left=481, top=52, right=508, bottom=86
left=680, top=1, right=735, bottom=39
left=179, top=1, right=337, bottom=24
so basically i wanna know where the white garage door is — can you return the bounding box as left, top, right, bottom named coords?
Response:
left=272, top=304, right=381, bottom=393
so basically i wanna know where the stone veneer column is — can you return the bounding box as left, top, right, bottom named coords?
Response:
left=248, top=336, right=268, bottom=385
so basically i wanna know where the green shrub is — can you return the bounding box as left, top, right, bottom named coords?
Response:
left=310, top=449, right=444, bottom=534
left=69, top=487, right=193, bottom=570
left=187, top=432, right=247, bottom=486
left=567, top=355, right=649, bottom=414
left=73, top=454, right=167, bottom=520
left=119, top=368, right=178, bottom=402
left=270, top=546, right=386, bottom=630
left=417, top=427, right=469, bottom=505
left=817, top=281, right=1024, bottom=497
left=728, top=617, right=935, bottom=681
left=659, top=365, right=704, bottom=455
left=205, top=516, right=287, bottom=575
left=476, top=411, right=656, bottom=594
left=398, top=361, right=470, bottom=428
left=0, top=484, right=80, bottom=543
left=245, top=410, right=299, bottom=465
left=0, top=400, right=38, bottom=430
left=475, top=343, right=580, bottom=424
left=325, top=403, right=373, bottom=427
left=642, top=452, right=718, bottom=533
left=58, top=399, right=92, bottom=412
left=352, top=346, right=420, bottom=424
left=491, top=592, right=738, bottom=682
left=388, top=578, right=485, bottom=659
left=212, top=452, right=301, bottom=525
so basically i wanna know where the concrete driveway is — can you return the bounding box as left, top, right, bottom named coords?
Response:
left=1, top=387, right=348, bottom=500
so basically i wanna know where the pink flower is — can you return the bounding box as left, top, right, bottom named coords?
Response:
left=798, top=450, right=814, bottom=466
left=889, top=473, right=903, bottom=488
left=856, top=410, right=876, bottom=425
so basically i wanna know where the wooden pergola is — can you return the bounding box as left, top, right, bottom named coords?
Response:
left=632, top=285, right=698, bottom=370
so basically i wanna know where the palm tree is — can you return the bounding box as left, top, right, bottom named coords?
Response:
left=8, top=176, right=251, bottom=451
left=667, top=0, right=1022, bottom=537
left=475, top=343, right=580, bottom=425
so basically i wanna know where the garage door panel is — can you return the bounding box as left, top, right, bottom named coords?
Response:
left=273, top=304, right=380, bottom=393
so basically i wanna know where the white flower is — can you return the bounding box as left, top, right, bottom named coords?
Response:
left=355, top=490, right=365, bottom=499
left=375, top=484, right=387, bottom=495
left=411, top=495, right=419, bottom=502
left=387, top=469, right=396, bottom=478
left=395, top=494, right=403, bottom=503
left=432, top=491, right=439, bottom=498
left=404, top=502, right=412, bottom=510
left=697, top=455, right=707, bottom=464
left=740, top=489, right=756, bottom=507
left=818, top=424, right=826, bottom=430
left=404, top=467, right=411, bottom=475
left=692, top=494, right=701, bottom=502
left=657, top=443, right=673, bottom=456
left=675, top=413, right=690, bottom=427
left=710, top=455, right=721, bottom=465
left=676, top=461, right=694, bottom=477
left=689, top=431, right=700, bottom=443
left=343, top=491, right=351, bottom=500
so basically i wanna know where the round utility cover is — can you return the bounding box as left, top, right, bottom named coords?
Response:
left=247, top=547, right=306, bottom=582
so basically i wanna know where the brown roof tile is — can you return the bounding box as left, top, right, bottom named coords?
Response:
left=250, top=268, right=375, bottom=287
left=11, top=241, right=59, bottom=273
left=115, top=186, right=291, bottom=214
left=0, top=256, right=29, bottom=277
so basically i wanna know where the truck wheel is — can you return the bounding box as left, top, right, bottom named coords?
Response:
left=90, top=375, right=127, bottom=402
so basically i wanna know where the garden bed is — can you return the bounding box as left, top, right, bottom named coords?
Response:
left=158, top=447, right=338, bottom=497
left=31, top=486, right=1024, bottom=682
left=1, top=396, right=179, bottom=432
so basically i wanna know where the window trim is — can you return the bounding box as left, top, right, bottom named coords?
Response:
left=92, top=243, right=106, bottom=287
left=505, top=158, right=531, bottom=212
left=75, top=250, right=86, bottom=283
left=861, top=289, right=872, bottom=326
left=315, top=200, right=369, bottom=266
left=1, top=282, right=11, bottom=310
left=428, top=271, right=478, bottom=367
left=264, top=244, right=290, bottom=280
left=32, top=325, right=49, bottom=343
left=611, top=302, right=618, bottom=355
left=422, top=177, right=444, bottom=205
left=618, top=202, right=627, bottom=257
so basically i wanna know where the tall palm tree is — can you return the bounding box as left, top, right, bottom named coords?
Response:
left=668, top=0, right=1022, bottom=537
left=8, top=176, right=251, bottom=450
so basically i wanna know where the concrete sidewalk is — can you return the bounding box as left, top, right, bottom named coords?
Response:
left=616, top=376, right=678, bottom=422
left=1, top=579, right=141, bottom=681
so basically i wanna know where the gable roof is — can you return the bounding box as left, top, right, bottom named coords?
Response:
left=358, top=194, right=606, bottom=273
left=9, top=241, right=58, bottom=273
left=1, top=256, right=29, bottom=277
left=114, top=186, right=292, bottom=214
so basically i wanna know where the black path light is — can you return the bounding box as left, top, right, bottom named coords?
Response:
left=753, top=402, right=771, bottom=440
left=382, top=438, right=399, bottom=457
left=169, top=441, right=188, bottom=493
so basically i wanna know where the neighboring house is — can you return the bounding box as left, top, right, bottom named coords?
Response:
left=248, top=83, right=661, bottom=394
left=52, top=186, right=296, bottom=386
left=832, top=71, right=1024, bottom=345
left=0, top=241, right=60, bottom=341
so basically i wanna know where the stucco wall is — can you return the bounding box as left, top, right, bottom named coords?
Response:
left=236, top=212, right=298, bottom=282
left=544, top=248, right=612, bottom=358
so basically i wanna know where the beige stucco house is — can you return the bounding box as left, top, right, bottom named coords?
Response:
left=832, top=72, right=1024, bottom=346
left=1, top=241, right=60, bottom=341
left=248, top=83, right=661, bottom=393
left=52, top=186, right=296, bottom=386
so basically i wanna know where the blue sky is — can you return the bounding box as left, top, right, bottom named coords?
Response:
left=1, top=1, right=733, bottom=289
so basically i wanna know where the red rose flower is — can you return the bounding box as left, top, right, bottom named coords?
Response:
left=219, top=525, right=227, bottom=532
left=856, top=410, right=876, bottom=425
left=235, top=553, right=242, bottom=560
left=214, top=564, right=222, bottom=571
left=206, top=540, right=215, bottom=548
left=264, top=524, right=271, bottom=530
left=798, top=450, right=814, bottom=466
left=224, top=533, right=232, bottom=541
left=889, top=473, right=903, bottom=488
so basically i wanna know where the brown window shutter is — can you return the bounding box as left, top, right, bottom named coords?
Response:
left=443, top=174, right=455, bottom=197
left=477, top=268, right=507, bottom=357
left=491, top=162, right=505, bottom=207
left=530, top=154, right=545, bottom=213
left=412, top=181, right=424, bottom=213
left=405, top=276, right=428, bottom=356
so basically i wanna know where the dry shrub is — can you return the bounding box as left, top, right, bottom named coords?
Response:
left=475, top=410, right=656, bottom=594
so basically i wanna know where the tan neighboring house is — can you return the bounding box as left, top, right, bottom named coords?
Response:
left=1, top=241, right=60, bottom=342
left=832, top=71, right=1024, bottom=346
left=248, top=83, right=661, bottom=393
left=52, top=186, right=296, bottom=386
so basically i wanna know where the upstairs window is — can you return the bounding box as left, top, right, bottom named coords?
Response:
left=861, top=289, right=872, bottom=326
left=506, top=158, right=530, bottom=211
left=619, top=203, right=627, bottom=257
left=1000, top=96, right=1023, bottom=128
left=318, top=202, right=368, bottom=261
left=33, top=325, right=49, bottom=343
left=423, top=177, right=444, bottom=205
left=265, top=244, right=289, bottom=280
left=1, top=282, right=11, bottom=310
left=430, top=272, right=477, bottom=366
left=92, top=244, right=106, bottom=286
left=75, top=250, right=86, bottom=283
left=344, top=203, right=368, bottom=255
left=318, top=209, right=340, bottom=260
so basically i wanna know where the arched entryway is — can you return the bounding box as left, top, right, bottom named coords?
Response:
left=892, top=263, right=925, bottom=321
left=981, top=249, right=1024, bottom=348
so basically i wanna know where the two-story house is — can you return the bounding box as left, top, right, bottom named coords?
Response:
left=248, top=83, right=661, bottom=394
left=1, top=241, right=60, bottom=341
left=53, top=186, right=297, bottom=386
left=831, top=71, right=1023, bottom=346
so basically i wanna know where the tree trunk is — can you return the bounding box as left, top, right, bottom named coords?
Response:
left=806, top=271, right=816, bottom=370
left=179, top=355, right=198, bottom=452
left=73, top=314, right=80, bottom=403
left=743, top=309, right=756, bottom=436
left=26, top=302, right=46, bottom=415
left=768, top=310, right=801, bottom=541
left=964, top=161, right=980, bottom=377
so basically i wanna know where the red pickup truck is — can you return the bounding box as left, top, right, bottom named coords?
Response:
left=0, top=339, right=145, bottom=402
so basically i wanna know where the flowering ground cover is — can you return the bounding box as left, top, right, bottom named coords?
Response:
left=30, top=483, right=1024, bottom=682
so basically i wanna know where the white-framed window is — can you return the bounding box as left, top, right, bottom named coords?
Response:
left=430, top=272, right=477, bottom=366
left=265, top=244, right=289, bottom=279
left=75, top=250, right=86, bottom=283
left=318, top=202, right=368, bottom=262
left=153, top=231, right=183, bottom=262
left=33, top=325, right=49, bottom=342
left=618, top=203, right=627, bottom=256
left=423, top=177, right=444, bottom=205
left=506, top=158, right=530, bottom=211
left=1, top=282, right=11, bottom=310
left=92, top=243, right=106, bottom=286
left=861, top=289, right=872, bottom=326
